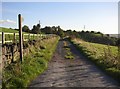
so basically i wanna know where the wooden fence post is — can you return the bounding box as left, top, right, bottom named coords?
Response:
left=28, top=34, right=30, bottom=40
left=18, top=14, right=23, bottom=63
left=37, top=34, right=38, bottom=40
left=13, top=33, right=16, bottom=43
left=22, top=34, right=24, bottom=42
left=2, top=32, right=5, bottom=45
left=33, top=34, right=34, bottom=40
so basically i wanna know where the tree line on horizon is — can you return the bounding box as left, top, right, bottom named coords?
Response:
left=12, top=23, right=120, bottom=46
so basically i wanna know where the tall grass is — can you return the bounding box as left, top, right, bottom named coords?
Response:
left=2, top=36, right=60, bottom=88
left=71, top=38, right=120, bottom=82
left=63, top=40, right=74, bottom=60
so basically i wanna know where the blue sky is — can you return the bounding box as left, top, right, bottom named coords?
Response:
left=1, top=2, right=118, bottom=34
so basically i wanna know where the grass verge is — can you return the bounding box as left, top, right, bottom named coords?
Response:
left=70, top=38, right=120, bottom=83
left=63, top=40, right=74, bottom=60
left=2, top=36, right=60, bottom=88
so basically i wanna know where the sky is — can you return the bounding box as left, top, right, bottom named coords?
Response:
left=0, top=2, right=118, bottom=34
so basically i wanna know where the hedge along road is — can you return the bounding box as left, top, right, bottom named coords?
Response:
left=29, top=39, right=119, bottom=87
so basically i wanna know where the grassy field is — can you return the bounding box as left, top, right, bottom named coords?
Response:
left=0, top=27, right=19, bottom=33
left=71, top=38, right=120, bottom=82
left=0, top=27, right=43, bottom=43
left=0, top=27, right=26, bottom=33
left=3, top=36, right=60, bottom=88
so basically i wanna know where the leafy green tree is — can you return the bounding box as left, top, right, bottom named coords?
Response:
left=86, top=31, right=90, bottom=33
left=91, top=31, right=95, bottom=33
left=42, top=26, right=53, bottom=34
left=81, top=30, right=85, bottom=33
left=106, top=34, right=110, bottom=37
left=52, top=26, right=57, bottom=34
left=32, top=24, right=41, bottom=34
left=57, top=26, right=64, bottom=37
left=116, top=38, right=120, bottom=46
left=22, top=25, right=30, bottom=32
left=37, top=23, right=41, bottom=29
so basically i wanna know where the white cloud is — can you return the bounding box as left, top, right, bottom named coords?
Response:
left=0, top=19, right=16, bottom=24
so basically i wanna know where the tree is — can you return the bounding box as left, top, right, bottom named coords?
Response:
left=57, top=26, right=64, bottom=37
left=81, top=30, right=85, bottom=33
left=116, top=38, right=120, bottom=46
left=37, top=23, right=41, bottom=28
left=106, top=34, right=110, bottom=37
left=42, top=26, right=53, bottom=34
left=22, top=25, right=30, bottom=32
left=86, top=31, right=89, bottom=33
left=32, top=24, right=41, bottom=34
left=91, top=31, right=95, bottom=33
left=97, top=31, right=102, bottom=34
left=52, top=26, right=57, bottom=34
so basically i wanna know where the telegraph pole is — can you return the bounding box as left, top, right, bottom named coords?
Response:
left=84, top=25, right=85, bottom=30
left=39, top=20, right=40, bottom=25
